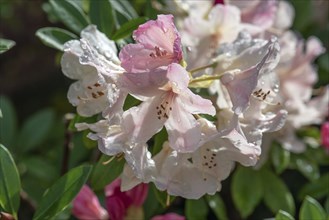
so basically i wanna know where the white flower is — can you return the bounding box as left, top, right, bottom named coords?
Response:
left=61, top=25, right=125, bottom=117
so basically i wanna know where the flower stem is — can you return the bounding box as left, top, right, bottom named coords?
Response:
left=189, top=62, right=218, bottom=74
left=189, top=74, right=223, bottom=85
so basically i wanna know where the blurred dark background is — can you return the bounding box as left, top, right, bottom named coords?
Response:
left=0, top=0, right=73, bottom=122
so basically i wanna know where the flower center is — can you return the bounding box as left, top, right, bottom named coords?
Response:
left=77, top=82, right=106, bottom=102
left=252, top=88, right=281, bottom=105
left=201, top=148, right=218, bottom=181
left=149, top=46, right=168, bottom=58
left=156, top=93, right=175, bottom=120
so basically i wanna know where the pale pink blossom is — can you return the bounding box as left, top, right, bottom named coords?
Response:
left=72, top=185, right=109, bottom=220
left=76, top=119, right=156, bottom=183
left=217, top=35, right=280, bottom=115
left=123, top=63, right=215, bottom=152
left=229, top=0, right=278, bottom=32
left=61, top=25, right=125, bottom=117
left=119, top=14, right=182, bottom=73
left=151, top=118, right=261, bottom=199
left=182, top=4, right=241, bottom=71
left=273, top=1, right=295, bottom=31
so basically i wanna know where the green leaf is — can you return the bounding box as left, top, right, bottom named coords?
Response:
left=33, top=165, right=92, bottom=220
left=0, top=144, right=21, bottom=219
left=153, top=186, right=175, bottom=208
left=143, top=183, right=161, bottom=219
left=0, top=38, right=15, bottom=54
left=299, top=174, right=329, bottom=200
left=49, top=0, right=89, bottom=34
left=299, top=196, right=327, bottom=220
left=112, top=17, right=148, bottom=40
left=325, top=196, right=329, bottom=215
left=275, top=210, right=295, bottom=220
left=152, top=128, right=168, bottom=156
left=291, top=0, right=312, bottom=31
left=36, top=27, right=77, bottom=51
left=90, top=155, right=125, bottom=191
left=22, top=156, right=59, bottom=182
left=0, top=96, right=17, bottom=148
left=231, top=166, right=263, bottom=218
left=261, top=168, right=295, bottom=215
left=110, top=0, right=138, bottom=20
left=293, top=156, right=320, bottom=181
left=271, top=143, right=290, bottom=174
left=89, top=0, right=115, bottom=37
left=123, top=94, right=141, bottom=111
left=17, top=109, right=55, bottom=152
left=185, top=198, right=209, bottom=220
left=206, top=194, right=228, bottom=220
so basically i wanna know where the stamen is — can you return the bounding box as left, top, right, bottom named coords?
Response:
left=155, top=96, right=174, bottom=120
left=166, top=194, right=171, bottom=207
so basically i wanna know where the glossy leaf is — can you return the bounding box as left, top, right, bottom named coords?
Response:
left=153, top=186, right=175, bottom=208
left=185, top=198, right=209, bottom=220
left=271, top=144, right=290, bottom=174
left=110, top=0, right=138, bottom=20
left=206, top=194, right=228, bottom=220
left=0, top=38, right=15, bottom=54
left=17, top=109, right=55, bottom=152
left=0, top=96, right=17, bottom=148
left=89, top=0, right=115, bottom=37
left=152, top=128, right=168, bottom=156
left=0, top=144, right=21, bottom=219
left=275, top=210, right=295, bottom=220
left=112, top=17, right=147, bottom=40
left=33, top=165, right=92, bottom=220
left=299, top=174, right=329, bottom=200
left=90, top=155, right=125, bottom=191
left=232, top=166, right=263, bottom=218
left=22, top=156, right=59, bottom=182
left=299, top=196, right=327, bottom=220
left=261, top=169, right=295, bottom=215
left=143, top=183, right=161, bottom=219
left=292, top=155, right=320, bottom=181
left=36, top=27, right=77, bottom=51
left=49, top=0, right=89, bottom=34
left=324, top=196, right=329, bottom=215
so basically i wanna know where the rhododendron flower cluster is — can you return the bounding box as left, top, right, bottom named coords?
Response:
left=60, top=0, right=328, bottom=200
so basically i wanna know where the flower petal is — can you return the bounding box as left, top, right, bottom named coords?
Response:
left=81, top=25, right=120, bottom=63
left=123, top=97, right=165, bottom=143
left=177, top=90, right=215, bottom=115
left=165, top=98, right=202, bottom=152
left=119, top=44, right=174, bottom=73
left=72, top=185, right=108, bottom=220
left=166, top=63, right=190, bottom=92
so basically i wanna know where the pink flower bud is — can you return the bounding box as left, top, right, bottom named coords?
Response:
left=321, top=122, right=329, bottom=149
left=72, top=185, right=108, bottom=220
left=105, top=178, right=148, bottom=220
left=214, top=0, right=224, bottom=5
